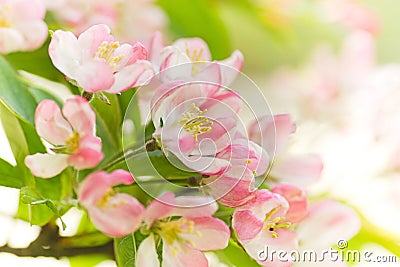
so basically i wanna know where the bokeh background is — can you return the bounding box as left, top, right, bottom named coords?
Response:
left=1, top=0, right=399, bottom=266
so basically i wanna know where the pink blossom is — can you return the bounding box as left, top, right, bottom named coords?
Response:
left=151, top=81, right=242, bottom=175
left=78, top=170, right=144, bottom=237
left=232, top=189, right=298, bottom=267
left=150, top=33, right=243, bottom=86
left=249, top=114, right=323, bottom=188
left=0, top=0, right=48, bottom=54
left=136, top=193, right=230, bottom=267
left=49, top=24, right=154, bottom=93
left=25, top=96, right=103, bottom=178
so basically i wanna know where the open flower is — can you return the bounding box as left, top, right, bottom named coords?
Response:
left=151, top=81, right=242, bottom=175
left=0, top=0, right=48, bottom=54
left=136, top=193, right=230, bottom=267
left=78, top=170, right=145, bottom=237
left=249, top=114, right=323, bottom=188
left=25, top=96, right=103, bottom=178
left=49, top=24, right=154, bottom=93
left=232, top=189, right=299, bottom=267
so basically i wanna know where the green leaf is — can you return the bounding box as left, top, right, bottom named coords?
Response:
left=0, top=56, right=37, bottom=124
left=158, top=0, right=231, bottom=59
left=114, top=234, right=137, bottom=267
left=61, top=232, right=112, bottom=248
left=215, top=240, right=261, bottom=267
left=68, top=254, right=112, bottom=267
left=0, top=158, right=23, bottom=188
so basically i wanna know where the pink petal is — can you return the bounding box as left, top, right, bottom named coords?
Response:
left=105, top=60, right=154, bottom=94
left=162, top=241, right=208, bottom=267
left=271, top=184, right=308, bottom=223
left=173, top=38, right=212, bottom=61
left=249, top=114, right=296, bottom=156
left=87, top=193, right=144, bottom=237
left=10, top=0, right=46, bottom=20
left=218, top=50, right=244, bottom=86
left=35, top=100, right=72, bottom=145
left=296, top=200, right=361, bottom=250
left=270, top=154, right=323, bottom=188
left=108, top=169, right=134, bottom=187
left=78, top=171, right=111, bottom=206
left=175, top=154, right=230, bottom=176
left=144, top=192, right=175, bottom=226
left=17, top=21, right=48, bottom=51
left=159, top=46, right=192, bottom=80
left=127, top=42, right=149, bottom=64
left=24, top=153, right=69, bottom=178
left=136, top=235, right=160, bottom=267
left=0, top=28, right=24, bottom=54
left=62, top=96, right=96, bottom=136
left=75, top=60, right=115, bottom=92
left=77, top=24, right=114, bottom=59
left=170, top=196, right=218, bottom=217
left=232, top=210, right=263, bottom=243
left=180, top=217, right=230, bottom=251
left=149, top=31, right=164, bottom=67
left=49, top=29, right=81, bottom=79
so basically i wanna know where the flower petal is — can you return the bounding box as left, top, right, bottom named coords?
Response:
left=162, top=241, right=208, bottom=267
left=271, top=184, right=308, bottom=223
left=232, top=209, right=263, bottom=243
left=24, top=153, right=69, bottom=178
left=170, top=196, right=218, bottom=217
left=67, top=135, right=104, bottom=170
left=35, top=100, right=72, bottom=145
left=77, top=24, right=114, bottom=59
left=173, top=38, right=212, bottom=61
left=62, top=96, right=96, bottom=136
left=218, top=50, right=244, bottom=86
left=144, top=192, right=175, bottom=226
left=136, top=235, right=160, bottom=267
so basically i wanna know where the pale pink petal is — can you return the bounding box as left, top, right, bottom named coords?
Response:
left=176, top=154, right=230, bottom=176
left=159, top=46, right=192, bottom=80
left=108, top=169, right=134, bottom=187
left=296, top=200, right=361, bottom=250
left=170, top=196, right=218, bottom=217
left=35, top=100, right=72, bottom=145
left=144, top=192, right=175, bottom=226
left=62, top=96, right=96, bottom=136
left=0, top=28, right=24, bottom=54
left=244, top=229, right=298, bottom=267
left=105, top=60, right=154, bottom=94
left=136, top=235, right=160, bottom=267
left=77, top=24, right=114, bottom=59
left=218, top=50, right=244, bottom=86
left=232, top=210, right=263, bottom=243
left=75, top=60, right=115, bottom=92
left=180, top=217, right=230, bottom=251
left=127, top=42, right=148, bottom=64
left=10, top=0, right=46, bottom=20
left=270, top=154, right=323, bottom=188
left=271, top=184, right=308, bottom=223
left=149, top=31, right=164, bottom=67
left=249, top=114, right=296, bottom=156
left=67, top=136, right=104, bottom=170
left=78, top=171, right=110, bottom=206
left=162, top=241, right=208, bottom=267
left=24, top=153, right=69, bottom=178
left=16, top=21, right=48, bottom=51
left=49, top=30, right=81, bottom=79
left=173, top=38, right=212, bottom=61
left=87, top=193, right=144, bottom=237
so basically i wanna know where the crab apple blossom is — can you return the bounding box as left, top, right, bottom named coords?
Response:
left=151, top=81, right=243, bottom=175
left=249, top=114, right=323, bottom=188
left=49, top=24, right=154, bottom=94
left=149, top=32, right=243, bottom=86
left=25, top=96, right=103, bottom=178
left=0, top=0, right=48, bottom=54
left=78, top=170, right=145, bottom=237
left=232, top=189, right=299, bottom=267
left=136, top=193, right=230, bottom=267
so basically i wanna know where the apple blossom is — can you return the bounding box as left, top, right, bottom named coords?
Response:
left=0, top=0, right=48, bottom=54
left=25, top=96, right=103, bottom=178
left=78, top=170, right=145, bottom=237
left=249, top=114, right=323, bottom=187
left=232, top=189, right=298, bottom=267
left=136, top=193, right=230, bottom=267
left=49, top=24, right=154, bottom=94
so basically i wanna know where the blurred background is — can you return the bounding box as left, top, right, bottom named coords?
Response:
left=1, top=0, right=400, bottom=266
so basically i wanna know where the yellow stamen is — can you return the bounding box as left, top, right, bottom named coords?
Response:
left=94, top=41, right=124, bottom=70
left=96, top=188, right=116, bottom=207
left=264, top=207, right=291, bottom=239
left=0, top=6, right=11, bottom=28
left=180, top=103, right=213, bottom=141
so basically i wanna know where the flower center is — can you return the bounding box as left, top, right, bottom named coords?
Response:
left=180, top=103, right=213, bottom=141
left=264, top=207, right=291, bottom=239
left=96, top=188, right=127, bottom=208
left=94, top=41, right=124, bottom=70
left=0, top=6, right=11, bottom=28
left=51, top=132, right=80, bottom=154
left=152, top=218, right=201, bottom=256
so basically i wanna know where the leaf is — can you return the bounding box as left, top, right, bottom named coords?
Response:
left=0, top=158, right=23, bottom=188
left=61, top=232, right=112, bottom=248
left=159, top=0, right=232, bottom=59
left=215, top=240, right=260, bottom=267
left=68, top=254, right=112, bottom=267
left=114, top=234, right=137, bottom=267
left=0, top=56, right=37, bottom=124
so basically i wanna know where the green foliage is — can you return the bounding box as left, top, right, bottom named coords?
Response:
left=114, top=234, right=137, bottom=267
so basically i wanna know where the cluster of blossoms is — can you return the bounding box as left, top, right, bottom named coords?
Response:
left=18, top=21, right=361, bottom=266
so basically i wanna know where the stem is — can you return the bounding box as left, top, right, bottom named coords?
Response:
left=102, top=139, right=158, bottom=171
